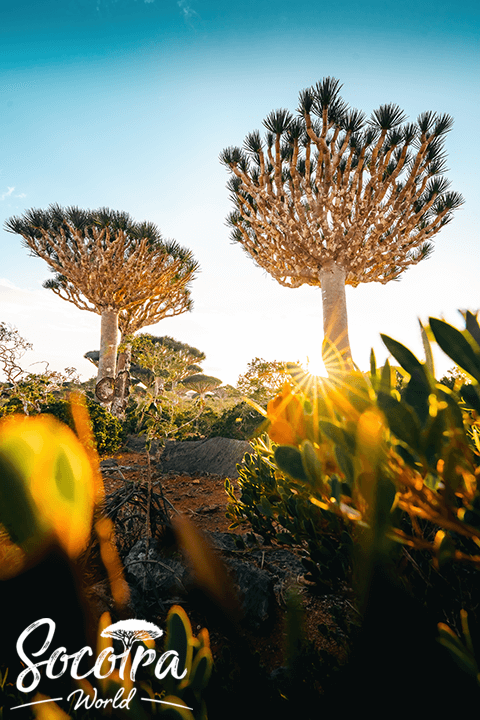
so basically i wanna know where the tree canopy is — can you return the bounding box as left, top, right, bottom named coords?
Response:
left=221, top=77, right=463, bottom=360
left=129, top=334, right=205, bottom=394
left=5, top=205, right=199, bottom=392
left=181, top=374, right=222, bottom=401
left=5, top=204, right=198, bottom=328
left=236, top=357, right=289, bottom=404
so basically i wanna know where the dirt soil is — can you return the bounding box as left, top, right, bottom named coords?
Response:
left=100, top=447, right=354, bottom=677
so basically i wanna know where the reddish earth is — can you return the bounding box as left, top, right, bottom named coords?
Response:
left=99, top=448, right=352, bottom=676
left=101, top=450, right=237, bottom=534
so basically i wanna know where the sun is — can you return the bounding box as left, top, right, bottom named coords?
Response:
left=305, top=355, right=327, bottom=378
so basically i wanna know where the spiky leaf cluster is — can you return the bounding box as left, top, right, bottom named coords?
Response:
left=5, top=205, right=199, bottom=333
left=181, top=373, right=222, bottom=398
left=220, top=78, right=463, bottom=288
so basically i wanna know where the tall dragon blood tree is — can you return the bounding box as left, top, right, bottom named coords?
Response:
left=5, top=205, right=199, bottom=413
left=220, top=77, right=463, bottom=365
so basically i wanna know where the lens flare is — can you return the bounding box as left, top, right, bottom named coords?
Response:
left=305, top=355, right=327, bottom=378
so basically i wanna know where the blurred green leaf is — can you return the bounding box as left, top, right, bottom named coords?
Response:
left=377, top=392, right=421, bottom=452
left=379, top=359, right=392, bottom=395
left=381, top=334, right=427, bottom=383
left=370, top=348, right=377, bottom=385
left=300, top=439, right=324, bottom=487
left=330, top=476, right=341, bottom=503
left=430, top=317, right=480, bottom=383
left=404, top=372, right=431, bottom=426
left=190, top=648, right=213, bottom=693
left=334, top=445, right=355, bottom=486
left=419, top=319, right=435, bottom=378
left=0, top=452, right=43, bottom=547
left=166, top=606, right=193, bottom=682
left=460, top=383, right=480, bottom=414
left=465, top=311, right=480, bottom=348
left=319, top=421, right=355, bottom=454
left=274, top=445, right=307, bottom=481
left=422, top=413, right=446, bottom=467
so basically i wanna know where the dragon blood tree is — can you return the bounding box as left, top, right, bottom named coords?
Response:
left=5, top=205, right=198, bottom=412
left=220, top=77, right=463, bottom=364
left=130, top=334, right=205, bottom=396
left=181, top=374, right=222, bottom=403
left=111, top=284, right=198, bottom=414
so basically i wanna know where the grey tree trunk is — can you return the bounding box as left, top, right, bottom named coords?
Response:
left=116, top=342, right=131, bottom=377
left=153, top=376, right=164, bottom=397
left=97, top=307, right=119, bottom=383
left=319, top=263, right=352, bottom=365
left=110, top=341, right=132, bottom=418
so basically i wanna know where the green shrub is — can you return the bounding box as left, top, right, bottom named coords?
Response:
left=208, top=401, right=265, bottom=440
left=124, top=389, right=222, bottom=442
left=229, top=312, right=480, bottom=606
left=226, top=434, right=352, bottom=589
left=174, top=404, right=220, bottom=439
left=40, top=396, right=125, bottom=455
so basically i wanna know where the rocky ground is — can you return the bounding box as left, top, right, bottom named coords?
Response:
left=95, top=439, right=356, bottom=679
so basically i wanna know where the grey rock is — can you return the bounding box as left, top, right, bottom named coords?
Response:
left=124, top=540, right=187, bottom=600
left=100, top=458, right=118, bottom=468
left=157, top=437, right=250, bottom=478
left=251, top=548, right=305, bottom=581
left=123, top=532, right=304, bottom=631
left=209, top=531, right=239, bottom=552
left=224, top=556, right=274, bottom=630
left=124, top=434, right=160, bottom=454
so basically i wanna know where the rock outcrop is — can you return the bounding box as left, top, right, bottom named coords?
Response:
left=122, top=532, right=305, bottom=630
left=157, top=437, right=250, bottom=478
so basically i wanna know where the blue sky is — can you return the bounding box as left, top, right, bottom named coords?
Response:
left=0, top=0, right=479, bottom=385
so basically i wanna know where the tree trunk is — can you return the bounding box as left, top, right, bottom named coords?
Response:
left=110, top=341, right=131, bottom=418
left=116, top=341, right=131, bottom=377
left=153, top=376, right=164, bottom=397
left=97, top=307, right=119, bottom=384
left=319, top=263, right=352, bottom=366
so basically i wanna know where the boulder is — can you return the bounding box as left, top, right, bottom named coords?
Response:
left=157, top=437, right=250, bottom=478
left=122, top=531, right=305, bottom=630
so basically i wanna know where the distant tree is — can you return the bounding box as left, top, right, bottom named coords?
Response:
left=5, top=205, right=198, bottom=412
left=181, top=374, right=222, bottom=403
left=0, top=322, right=78, bottom=415
left=438, top=366, right=471, bottom=390
left=0, top=322, right=33, bottom=383
left=221, top=77, right=463, bottom=364
left=207, top=400, right=264, bottom=440
left=214, top=384, right=242, bottom=400
left=130, top=334, right=205, bottom=396
left=236, top=357, right=288, bottom=404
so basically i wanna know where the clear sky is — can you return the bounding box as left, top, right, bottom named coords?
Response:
left=0, top=0, right=478, bottom=386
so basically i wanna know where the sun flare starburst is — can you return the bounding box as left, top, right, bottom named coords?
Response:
left=305, top=355, right=327, bottom=378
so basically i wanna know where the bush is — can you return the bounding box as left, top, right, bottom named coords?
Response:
left=173, top=403, right=221, bottom=439
left=226, top=434, right=352, bottom=589
left=230, top=313, right=480, bottom=624
left=40, top=396, right=125, bottom=455
left=125, top=392, right=265, bottom=443
left=208, top=401, right=265, bottom=440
